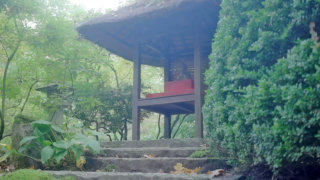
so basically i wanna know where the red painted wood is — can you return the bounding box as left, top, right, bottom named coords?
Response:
left=146, top=89, right=194, bottom=98
left=146, top=79, right=194, bottom=98
left=164, top=79, right=194, bottom=92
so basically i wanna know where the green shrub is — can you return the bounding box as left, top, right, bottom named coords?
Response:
left=189, top=149, right=215, bottom=158
left=18, top=120, right=101, bottom=170
left=204, top=0, right=320, bottom=172
left=247, top=40, right=320, bottom=170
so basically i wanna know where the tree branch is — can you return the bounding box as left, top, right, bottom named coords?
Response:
left=156, top=114, right=161, bottom=139
left=172, top=114, right=189, bottom=138
left=2, top=133, right=12, bottom=139
left=171, top=115, right=180, bottom=130
left=20, top=80, right=38, bottom=114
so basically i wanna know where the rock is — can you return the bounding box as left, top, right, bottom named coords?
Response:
left=11, top=114, right=40, bottom=169
left=11, top=115, right=34, bottom=150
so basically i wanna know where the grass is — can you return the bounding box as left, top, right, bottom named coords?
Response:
left=0, top=169, right=75, bottom=180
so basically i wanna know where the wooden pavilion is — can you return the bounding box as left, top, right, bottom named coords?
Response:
left=77, top=0, right=220, bottom=140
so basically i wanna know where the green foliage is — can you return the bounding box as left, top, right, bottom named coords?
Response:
left=204, top=0, right=320, bottom=172
left=0, top=169, right=74, bottom=180
left=18, top=120, right=100, bottom=169
left=13, top=115, right=35, bottom=124
left=0, top=0, right=103, bottom=140
left=72, top=82, right=133, bottom=141
left=189, top=149, right=214, bottom=158
left=0, top=142, right=13, bottom=163
left=171, top=115, right=195, bottom=139
left=0, top=0, right=164, bottom=145
left=246, top=40, right=320, bottom=170
left=0, top=0, right=174, bottom=170
left=105, top=164, right=116, bottom=172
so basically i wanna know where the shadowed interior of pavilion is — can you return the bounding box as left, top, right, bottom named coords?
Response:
left=77, top=0, right=220, bottom=140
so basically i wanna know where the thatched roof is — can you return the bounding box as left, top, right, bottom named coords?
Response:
left=77, top=0, right=220, bottom=67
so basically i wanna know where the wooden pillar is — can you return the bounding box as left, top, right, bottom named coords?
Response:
left=132, top=43, right=141, bottom=140
left=164, top=114, right=171, bottom=139
left=194, top=37, right=204, bottom=138
left=163, top=59, right=171, bottom=139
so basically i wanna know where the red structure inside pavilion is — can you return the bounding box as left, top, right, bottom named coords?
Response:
left=146, top=79, right=194, bottom=99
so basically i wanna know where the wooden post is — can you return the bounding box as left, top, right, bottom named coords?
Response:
left=163, top=59, right=171, bottom=139
left=194, top=37, right=204, bottom=138
left=132, top=43, right=141, bottom=140
left=164, top=114, right=171, bottom=139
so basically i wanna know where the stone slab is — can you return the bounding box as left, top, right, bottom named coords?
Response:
left=85, top=157, right=227, bottom=173
left=47, top=171, right=241, bottom=180
left=100, top=138, right=207, bottom=148
left=97, top=147, right=201, bottom=158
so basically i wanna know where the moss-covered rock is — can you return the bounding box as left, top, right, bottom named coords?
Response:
left=11, top=114, right=35, bottom=149
left=11, top=115, right=37, bottom=169
left=0, top=169, right=74, bottom=180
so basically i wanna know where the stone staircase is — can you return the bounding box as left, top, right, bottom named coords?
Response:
left=48, top=138, right=239, bottom=179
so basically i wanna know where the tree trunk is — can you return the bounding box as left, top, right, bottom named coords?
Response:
left=156, top=114, right=161, bottom=139
left=0, top=43, right=20, bottom=140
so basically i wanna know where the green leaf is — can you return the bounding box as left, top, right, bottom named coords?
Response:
left=88, top=130, right=104, bottom=137
left=41, top=140, right=52, bottom=147
left=85, top=139, right=101, bottom=154
left=18, top=145, right=27, bottom=153
left=53, top=149, right=67, bottom=163
left=32, top=121, right=51, bottom=133
left=74, top=134, right=101, bottom=154
left=0, top=152, right=11, bottom=163
left=53, top=141, right=72, bottom=149
left=33, top=127, right=43, bottom=136
left=51, top=125, right=65, bottom=133
left=20, top=136, right=37, bottom=146
left=71, top=145, right=83, bottom=160
left=32, top=120, right=51, bottom=125
left=41, top=146, right=54, bottom=163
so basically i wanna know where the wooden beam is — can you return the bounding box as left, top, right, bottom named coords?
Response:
left=138, top=104, right=194, bottom=115
left=164, top=114, right=171, bottom=139
left=194, top=36, right=204, bottom=138
left=132, top=42, right=141, bottom=140
left=137, top=94, right=194, bottom=107
left=169, top=104, right=193, bottom=114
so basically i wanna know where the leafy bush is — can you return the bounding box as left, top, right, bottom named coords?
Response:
left=246, top=40, right=320, bottom=170
left=18, top=120, right=100, bottom=170
left=72, top=82, right=133, bottom=141
left=204, top=0, right=320, bottom=172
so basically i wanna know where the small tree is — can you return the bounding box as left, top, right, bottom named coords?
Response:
left=71, top=81, right=133, bottom=141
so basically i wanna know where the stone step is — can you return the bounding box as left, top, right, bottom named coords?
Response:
left=47, top=171, right=241, bottom=180
left=98, top=147, right=202, bottom=158
left=101, top=138, right=207, bottom=148
left=85, top=157, right=227, bottom=174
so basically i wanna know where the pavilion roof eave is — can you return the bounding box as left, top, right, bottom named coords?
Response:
left=77, top=0, right=220, bottom=67
left=78, top=0, right=218, bottom=27
left=79, top=25, right=165, bottom=67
